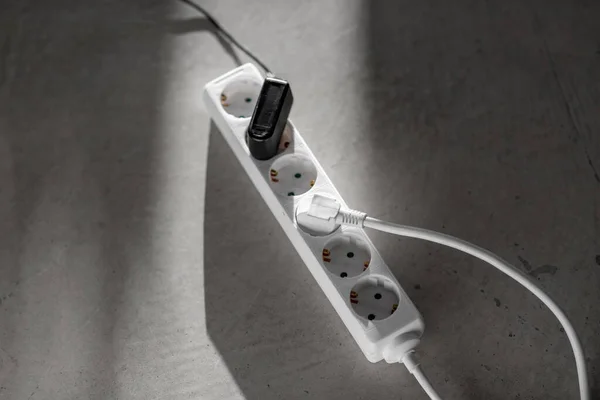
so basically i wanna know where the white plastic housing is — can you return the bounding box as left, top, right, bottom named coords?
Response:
left=203, top=64, right=425, bottom=362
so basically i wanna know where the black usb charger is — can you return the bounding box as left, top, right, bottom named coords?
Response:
left=246, top=77, right=293, bottom=160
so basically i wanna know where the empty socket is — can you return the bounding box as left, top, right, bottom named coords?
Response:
left=269, top=154, right=317, bottom=197
left=350, top=277, right=400, bottom=321
left=322, top=234, right=371, bottom=278
left=220, top=77, right=262, bottom=118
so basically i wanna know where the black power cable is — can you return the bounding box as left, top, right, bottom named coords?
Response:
left=177, top=0, right=273, bottom=76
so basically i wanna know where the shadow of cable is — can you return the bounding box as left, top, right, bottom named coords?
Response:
left=168, top=17, right=242, bottom=66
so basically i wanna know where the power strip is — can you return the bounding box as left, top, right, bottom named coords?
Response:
left=203, top=63, right=424, bottom=363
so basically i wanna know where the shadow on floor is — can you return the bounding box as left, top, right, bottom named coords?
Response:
left=0, top=1, right=170, bottom=398
left=168, top=16, right=242, bottom=66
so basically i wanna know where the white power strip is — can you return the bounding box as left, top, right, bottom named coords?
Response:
left=203, top=63, right=424, bottom=363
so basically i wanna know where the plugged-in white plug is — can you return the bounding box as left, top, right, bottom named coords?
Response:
left=297, top=194, right=367, bottom=235
left=308, top=194, right=341, bottom=221
left=295, top=195, right=341, bottom=236
left=304, top=194, right=367, bottom=228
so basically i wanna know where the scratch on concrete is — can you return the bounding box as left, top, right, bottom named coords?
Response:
left=530, top=9, right=600, bottom=185
left=27, top=385, right=39, bottom=400
left=26, top=363, right=52, bottom=399
left=542, top=35, right=599, bottom=184
left=0, top=36, right=9, bottom=88
left=0, top=347, right=18, bottom=367
left=517, top=256, right=532, bottom=272
left=585, top=151, right=600, bottom=183
left=517, top=256, right=558, bottom=278
left=0, top=292, right=13, bottom=305
left=529, top=264, right=559, bottom=278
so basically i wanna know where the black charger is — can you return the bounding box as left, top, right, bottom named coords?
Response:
left=246, top=77, right=293, bottom=160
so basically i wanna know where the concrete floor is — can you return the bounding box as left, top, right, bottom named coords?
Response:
left=1, top=0, right=599, bottom=399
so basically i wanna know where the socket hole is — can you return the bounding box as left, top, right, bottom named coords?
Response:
left=368, top=314, right=376, bottom=320
left=340, top=272, right=348, bottom=278
left=374, top=293, right=382, bottom=300
left=322, top=234, right=371, bottom=278
left=269, top=154, right=317, bottom=197
left=220, top=78, right=262, bottom=118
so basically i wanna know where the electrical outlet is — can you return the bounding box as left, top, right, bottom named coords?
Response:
left=220, top=76, right=262, bottom=119
left=269, top=154, right=318, bottom=197
left=350, top=276, right=401, bottom=322
left=322, top=233, right=371, bottom=279
left=203, top=64, right=425, bottom=363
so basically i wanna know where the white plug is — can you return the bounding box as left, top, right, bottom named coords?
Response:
left=296, top=193, right=368, bottom=236
left=306, top=194, right=367, bottom=228
left=295, top=195, right=340, bottom=236
left=308, top=194, right=341, bottom=221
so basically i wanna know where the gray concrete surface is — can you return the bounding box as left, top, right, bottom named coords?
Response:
left=1, top=0, right=599, bottom=399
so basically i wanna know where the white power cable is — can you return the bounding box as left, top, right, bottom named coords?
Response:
left=304, top=195, right=589, bottom=400
left=402, top=351, right=442, bottom=400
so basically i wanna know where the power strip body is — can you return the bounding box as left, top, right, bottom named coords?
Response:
left=203, top=64, right=424, bottom=362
